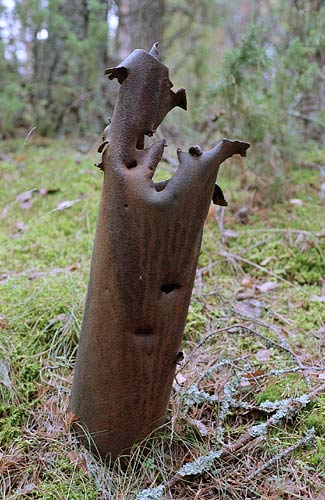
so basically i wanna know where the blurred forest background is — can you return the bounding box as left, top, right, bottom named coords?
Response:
left=1, top=0, right=324, bottom=192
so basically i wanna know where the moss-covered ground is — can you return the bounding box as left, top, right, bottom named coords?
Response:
left=0, top=138, right=324, bottom=499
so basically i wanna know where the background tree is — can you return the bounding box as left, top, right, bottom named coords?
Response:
left=0, top=38, right=24, bottom=137
left=0, top=0, right=324, bottom=196
left=115, top=0, right=165, bottom=60
left=0, top=0, right=110, bottom=136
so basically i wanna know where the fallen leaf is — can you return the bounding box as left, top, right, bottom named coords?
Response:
left=241, top=275, right=254, bottom=288
left=20, top=199, right=34, bottom=210
left=67, top=451, right=87, bottom=472
left=175, top=373, right=187, bottom=385
left=17, top=483, right=37, bottom=495
left=16, top=189, right=37, bottom=203
left=206, top=204, right=216, bottom=222
left=255, top=349, right=272, bottom=362
left=223, top=229, right=239, bottom=239
left=68, top=450, right=78, bottom=461
left=242, top=369, right=266, bottom=379
left=65, top=410, right=80, bottom=430
left=0, top=317, right=9, bottom=329
left=260, top=256, right=275, bottom=266
left=39, top=187, right=61, bottom=196
left=289, top=198, right=303, bottom=206
left=44, top=452, right=56, bottom=463
left=314, top=326, right=325, bottom=340
left=15, top=189, right=39, bottom=210
left=305, top=371, right=324, bottom=379
left=45, top=313, right=69, bottom=330
left=55, top=199, right=80, bottom=211
left=256, top=281, right=278, bottom=293
left=311, top=296, right=325, bottom=303
left=240, top=378, right=251, bottom=387
left=234, top=299, right=265, bottom=318
left=276, top=478, right=301, bottom=495
left=0, top=359, right=11, bottom=389
left=188, top=418, right=209, bottom=436
left=44, top=396, right=59, bottom=416
left=67, top=263, right=80, bottom=271
left=0, top=151, right=12, bottom=162
left=235, top=205, right=249, bottom=224
left=15, top=221, right=27, bottom=232
left=235, top=290, right=255, bottom=300
left=1, top=205, right=11, bottom=218
left=13, top=155, right=27, bottom=163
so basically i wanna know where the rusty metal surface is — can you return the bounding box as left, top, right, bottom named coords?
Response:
left=70, top=44, right=249, bottom=459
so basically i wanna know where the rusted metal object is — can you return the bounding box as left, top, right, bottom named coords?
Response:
left=70, top=43, right=250, bottom=459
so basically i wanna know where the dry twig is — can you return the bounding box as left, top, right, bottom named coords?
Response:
left=245, top=429, right=315, bottom=481
left=166, top=383, right=325, bottom=490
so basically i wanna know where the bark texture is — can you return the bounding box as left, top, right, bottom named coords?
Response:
left=70, top=45, right=250, bottom=459
left=115, top=0, right=166, bottom=60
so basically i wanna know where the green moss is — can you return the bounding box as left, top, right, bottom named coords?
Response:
left=184, top=301, right=207, bottom=342
left=306, top=437, right=325, bottom=468
left=35, top=476, right=97, bottom=500
left=256, top=374, right=307, bottom=404
left=0, top=404, right=30, bottom=444
left=305, top=396, right=325, bottom=436
left=300, top=144, right=325, bottom=165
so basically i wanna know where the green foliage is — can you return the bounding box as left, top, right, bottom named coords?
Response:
left=223, top=30, right=291, bottom=143
left=0, top=0, right=111, bottom=137
left=205, top=6, right=324, bottom=202
left=0, top=42, right=24, bottom=138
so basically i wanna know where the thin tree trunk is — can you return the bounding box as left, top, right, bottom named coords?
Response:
left=115, top=0, right=165, bottom=59
left=70, top=45, right=249, bottom=459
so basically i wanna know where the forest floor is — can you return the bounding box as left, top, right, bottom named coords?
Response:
left=0, top=137, right=324, bottom=499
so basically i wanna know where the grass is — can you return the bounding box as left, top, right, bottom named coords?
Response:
left=0, top=137, right=324, bottom=499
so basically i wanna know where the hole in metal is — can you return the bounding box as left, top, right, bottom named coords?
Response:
left=134, top=328, right=153, bottom=336
left=161, top=283, right=181, bottom=294
left=127, top=160, right=137, bottom=169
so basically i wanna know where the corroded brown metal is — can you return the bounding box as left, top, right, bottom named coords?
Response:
left=70, top=44, right=250, bottom=459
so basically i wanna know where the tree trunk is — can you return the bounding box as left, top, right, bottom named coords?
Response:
left=70, top=45, right=249, bottom=459
left=115, top=0, right=165, bottom=59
